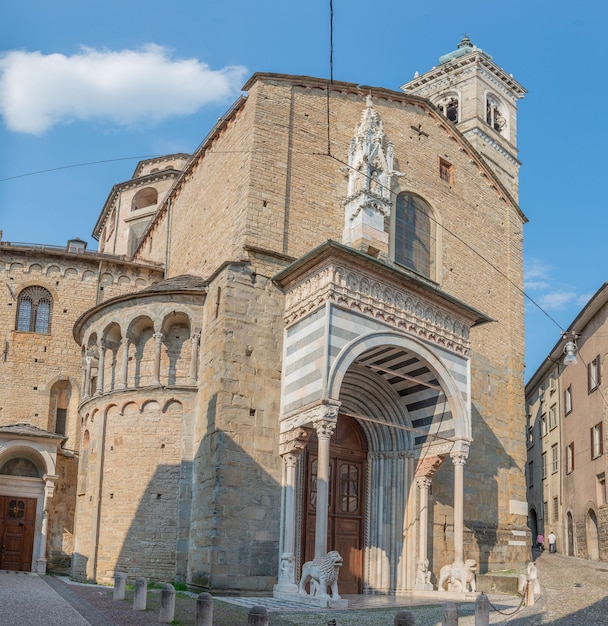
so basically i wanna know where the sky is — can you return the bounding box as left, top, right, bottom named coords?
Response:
left=1, top=0, right=606, bottom=381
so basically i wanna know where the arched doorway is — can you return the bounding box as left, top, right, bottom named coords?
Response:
left=586, top=509, right=600, bottom=560
left=567, top=512, right=574, bottom=556
left=0, top=456, right=41, bottom=571
left=528, top=507, right=538, bottom=548
left=302, top=415, right=367, bottom=594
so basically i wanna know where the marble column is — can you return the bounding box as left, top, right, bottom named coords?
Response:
left=37, top=475, right=57, bottom=573
left=80, top=354, right=87, bottom=398
left=152, top=332, right=163, bottom=385
left=313, top=418, right=337, bottom=561
left=189, top=332, right=200, bottom=385
left=119, top=338, right=130, bottom=389
left=274, top=427, right=310, bottom=597
left=96, top=339, right=106, bottom=395
left=275, top=452, right=299, bottom=592
left=415, top=476, right=433, bottom=590
left=84, top=356, right=93, bottom=399
left=451, top=450, right=467, bottom=566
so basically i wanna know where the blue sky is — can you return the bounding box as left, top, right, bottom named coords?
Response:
left=1, top=0, right=606, bottom=380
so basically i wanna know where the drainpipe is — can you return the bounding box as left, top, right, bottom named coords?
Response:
left=90, top=409, right=109, bottom=582
left=111, top=195, right=121, bottom=256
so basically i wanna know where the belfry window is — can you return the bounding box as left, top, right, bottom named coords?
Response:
left=394, top=193, right=435, bottom=280
left=436, top=96, right=459, bottom=123
left=16, top=286, right=53, bottom=333
left=486, top=94, right=506, bottom=133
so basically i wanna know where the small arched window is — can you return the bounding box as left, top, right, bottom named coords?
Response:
left=394, top=193, right=435, bottom=280
left=131, top=187, right=158, bottom=211
left=16, top=286, right=53, bottom=333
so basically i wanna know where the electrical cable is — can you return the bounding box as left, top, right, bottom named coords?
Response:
left=0, top=156, right=159, bottom=182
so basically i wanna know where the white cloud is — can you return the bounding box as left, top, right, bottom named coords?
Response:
left=537, top=291, right=578, bottom=311
left=525, top=257, right=593, bottom=312
left=0, top=45, right=248, bottom=134
left=524, top=258, right=550, bottom=286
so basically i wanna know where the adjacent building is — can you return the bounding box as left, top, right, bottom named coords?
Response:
left=0, top=38, right=532, bottom=597
left=526, top=284, right=608, bottom=561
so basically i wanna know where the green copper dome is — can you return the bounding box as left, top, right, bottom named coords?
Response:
left=438, top=35, right=491, bottom=64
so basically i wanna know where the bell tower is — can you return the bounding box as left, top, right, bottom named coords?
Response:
left=402, top=36, right=526, bottom=200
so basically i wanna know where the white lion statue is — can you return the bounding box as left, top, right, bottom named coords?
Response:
left=298, top=551, right=343, bottom=599
left=416, top=558, right=432, bottom=585
left=437, top=559, right=477, bottom=592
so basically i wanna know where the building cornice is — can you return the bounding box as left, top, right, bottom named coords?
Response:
left=401, top=52, right=526, bottom=99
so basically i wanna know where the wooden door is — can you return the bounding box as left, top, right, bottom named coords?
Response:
left=303, top=415, right=367, bottom=594
left=0, top=496, right=36, bottom=571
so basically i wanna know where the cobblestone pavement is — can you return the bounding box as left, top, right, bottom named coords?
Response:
left=2, top=552, right=607, bottom=625
left=0, top=570, right=98, bottom=626
left=508, top=551, right=608, bottom=625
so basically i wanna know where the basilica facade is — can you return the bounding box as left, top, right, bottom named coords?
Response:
left=0, top=38, right=530, bottom=596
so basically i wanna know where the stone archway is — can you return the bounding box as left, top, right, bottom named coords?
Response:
left=0, top=433, right=60, bottom=573
left=528, top=507, right=538, bottom=548
left=326, top=334, right=470, bottom=592
left=586, top=509, right=600, bottom=560
left=567, top=512, right=575, bottom=556
left=273, top=240, right=481, bottom=604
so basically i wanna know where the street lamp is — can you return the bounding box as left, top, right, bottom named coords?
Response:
left=563, top=334, right=578, bottom=366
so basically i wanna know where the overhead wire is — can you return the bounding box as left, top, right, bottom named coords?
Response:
left=0, top=156, right=159, bottom=182
left=0, top=3, right=566, bottom=342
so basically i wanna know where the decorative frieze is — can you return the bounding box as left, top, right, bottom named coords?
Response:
left=283, top=263, right=471, bottom=355
left=280, top=400, right=341, bottom=430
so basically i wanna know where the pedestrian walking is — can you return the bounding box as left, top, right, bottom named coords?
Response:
left=536, top=533, right=544, bottom=550
left=548, top=531, right=556, bottom=553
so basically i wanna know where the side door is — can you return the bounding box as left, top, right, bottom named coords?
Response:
left=0, top=496, right=36, bottom=571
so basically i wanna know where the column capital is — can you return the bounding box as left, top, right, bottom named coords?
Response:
left=153, top=332, right=164, bottom=341
left=311, top=400, right=341, bottom=439
left=450, top=452, right=467, bottom=466
left=191, top=331, right=201, bottom=342
left=313, top=418, right=337, bottom=439
left=415, top=476, right=432, bottom=490
left=120, top=337, right=130, bottom=346
left=450, top=439, right=470, bottom=465
left=282, top=453, right=300, bottom=469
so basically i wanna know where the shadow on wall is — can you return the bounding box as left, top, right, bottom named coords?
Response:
left=74, top=412, right=282, bottom=590
left=430, top=402, right=521, bottom=574
left=186, top=411, right=282, bottom=591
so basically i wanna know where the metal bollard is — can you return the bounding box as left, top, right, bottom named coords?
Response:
left=113, top=572, right=127, bottom=601
left=133, top=577, right=147, bottom=611
left=394, top=609, right=416, bottom=625
left=159, top=583, right=175, bottom=624
left=442, top=601, right=458, bottom=626
left=474, top=592, right=490, bottom=626
left=248, top=605, right=269, bottom=625
left=195, top=592, right=213, bottom=626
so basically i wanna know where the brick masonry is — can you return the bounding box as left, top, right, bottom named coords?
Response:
left=1, top=67, right=529, bottom=590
